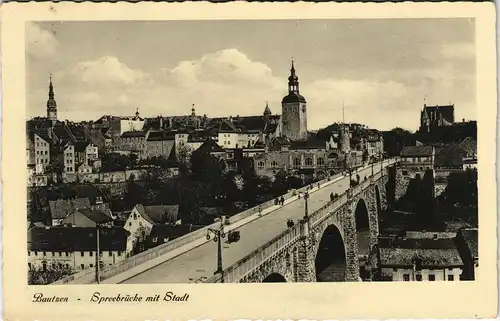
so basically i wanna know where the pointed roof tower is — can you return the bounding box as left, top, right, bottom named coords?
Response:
left=263, top=101, right=272, bottom=116
left=282, top=59, right=306, bottom=104
left=46, top=74, right=58, bottom=122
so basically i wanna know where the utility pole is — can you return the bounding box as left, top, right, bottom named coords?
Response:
left=95, top=224, right=100, bottom=284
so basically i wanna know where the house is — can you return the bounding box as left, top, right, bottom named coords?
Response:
left=48, top=198, right=92, bottom=226
left=123, top=204, right=180, bottom=255
left=400, top=145, right=435, bottom=170
left=145, top=130, right=175, bottom=159
left=62, top=209, right=113, bottom=228
left=434, top=137, right=477, bottom=170
left=28, top=226, right=129, bottom=271
left=146, top=224, right=202, bottom=249
left=455, top=228, right=478, bottom=280
left=119, top=130, right=149, bottom=159
left=375, top=235, right=463, bottom=281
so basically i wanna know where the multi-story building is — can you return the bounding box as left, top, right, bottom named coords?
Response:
left=118, top=130, right=149, bottom=159
left=145, top=131, right=175, bottom=159
left=123, top=204, right=180, bottom=256
left=28, top=226, right=128, bottom=271
left=400, top=145, right=435, bottom=170
left=375, top=234, right=464, bottom=281
left=62, top=209, right=113, bottom=228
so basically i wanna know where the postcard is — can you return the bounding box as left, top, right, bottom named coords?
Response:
left=1, top=1, right=497, bottom=320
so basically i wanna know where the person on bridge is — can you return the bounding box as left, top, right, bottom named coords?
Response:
left=280, top=196, right=285, bottom=205
left=330, top=192, right=334, bottom=202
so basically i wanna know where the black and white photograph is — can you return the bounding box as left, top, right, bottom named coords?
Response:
left=24, top=18, right=480, bottom=286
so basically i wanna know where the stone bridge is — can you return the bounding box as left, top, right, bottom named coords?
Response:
left=207, top=171, right=388, bottom=283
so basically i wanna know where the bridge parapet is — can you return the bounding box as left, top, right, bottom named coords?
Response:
left=207, top=170, right=387, bottom=283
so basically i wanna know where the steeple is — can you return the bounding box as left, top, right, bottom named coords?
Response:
left=135, top=108, right=140, bottom=119
left=191, top=104, right=196, bottom=116
left=46, top=73, right=57, bottom=122
left=263, top=101, right=272, bottom=116
left=288, top=58, right=299, bottom=94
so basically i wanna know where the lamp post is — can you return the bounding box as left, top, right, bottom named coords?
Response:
left=206, top=222, right=226, bottom=282
left=303, top=190, right=311, bottom=230
left=95, top=224, right=101, bottom=284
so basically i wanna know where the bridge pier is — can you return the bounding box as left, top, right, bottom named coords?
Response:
left=294, top=219, right=316, bottom=282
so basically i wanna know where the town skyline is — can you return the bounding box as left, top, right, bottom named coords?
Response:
left=26, top=19, right=476, bottom=131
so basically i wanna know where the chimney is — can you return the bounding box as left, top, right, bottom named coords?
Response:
left=159, top=116, right=163, bottom=129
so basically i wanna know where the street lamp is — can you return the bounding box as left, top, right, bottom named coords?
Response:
left=206, top=222, right=226, bottom=282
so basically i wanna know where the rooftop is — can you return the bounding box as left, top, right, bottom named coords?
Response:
left=28, top=226, right=129, bottom=252
left=401, top=145, right=434, bottom=157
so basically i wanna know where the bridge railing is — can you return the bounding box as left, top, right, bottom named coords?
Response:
left=206, top=167, right=389, bottom=283
left=53, top=165, right=346, bottom=284
left=206, top=223, right=302, bottom=283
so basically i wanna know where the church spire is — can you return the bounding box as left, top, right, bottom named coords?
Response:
left=46, top=73, right=57, bottom=122
left=288, top=58, right=299, bottom=94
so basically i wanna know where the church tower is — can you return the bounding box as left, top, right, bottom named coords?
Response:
left=46, top=75, right=57, bottom=123
left=281, top=60, right=307, bottom=141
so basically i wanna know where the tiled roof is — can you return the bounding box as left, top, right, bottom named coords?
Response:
left=401, top=145, right=434, bottom=156
left=147, top=224, right=200, bottom=243
left=146, top=131, right=175, bottom=141
left=378, top=237, right=463, bottom=268
left=195, top=139, right=224, bottom=154
left=121, top=131, right=147, bottom=138
left=460, top=228, right=478, bottom=259
left=28, top=226, right=128, bottom=252
left=49, top=198, right=91, bottom=220
left=73, top=140, right=90, bottom=152
left=66, top=209, right=113, bottom=224
left=135, top=204, right=179, bottom=224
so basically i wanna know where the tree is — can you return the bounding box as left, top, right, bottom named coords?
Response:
left=437, top=168, right=478, bottom=226
left=132, top=225, right=152, bottom=255
left=101, top=153, right=130, bottom=172
left=28, top=266, right=74, bottom=285
left=382, top=127, right=416, bottom=157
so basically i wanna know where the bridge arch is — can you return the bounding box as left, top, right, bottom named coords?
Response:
left=354, top=197, right=371, bottom=279
left=262, top=272, right=287, bottom=283
left=375, top=184, right=382, bottom=215
left=315, top=223, right=346, bottom=282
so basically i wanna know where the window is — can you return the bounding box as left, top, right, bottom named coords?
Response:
left=428, top=274, right=435, bottom=281
left=59, top=252, right=62, bottom=257
left=257, top=161, right=264, bottom=169
left=89, top=251, right=93, bottom=257
left=403, top=274, right=410, bottom=281
left=43, top=251, right=46, bottom=256
left=133, top=213, right=137, bottom=220
left=416, top=274, right=422, bottom=281
left=118, top=251, right=122, bottom=256
left=317, top=157, right=325, bottom=166
left=129, top=222, right=132, bottom=227
left=66, top=252, right=69, bottom=257
left=293, top=158, right=301, bottom=167
left=305, top=157, right=313, bottom=166
left=81, top=251, right=84, bottom=257
left=271, top=161, right=278, bottom=168
left=90, top=264, right=94, bottom=268
left=34, top=251, right=38, bottom=256
left=448, top=275, right=454, bottom=281
left=28, top=251, right=30, bottom=256
left=109, top=251, right=112, bottom=257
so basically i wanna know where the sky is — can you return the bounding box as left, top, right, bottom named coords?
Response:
left=26, top=19, right=476, bottom=131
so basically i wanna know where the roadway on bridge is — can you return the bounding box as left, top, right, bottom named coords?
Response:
left=121, top=163, right=388, bottom=284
